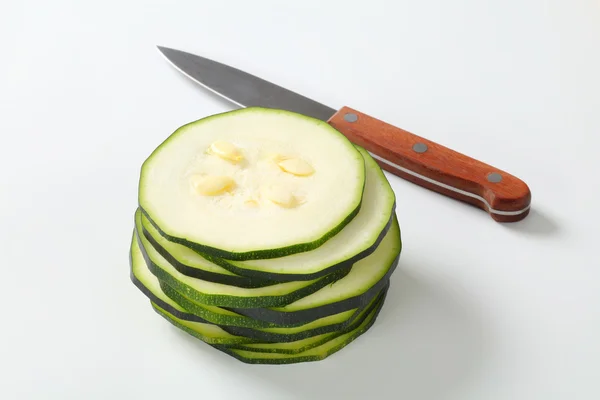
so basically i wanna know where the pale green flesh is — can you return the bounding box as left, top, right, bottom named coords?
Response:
left=141, top=213, right=237, bottom=277
left=135, top=210, right=327, bottom=300
left=226, top=148, right=395, bottom=274
left=139, top=107, right=366, bottom=259
left=271, top=216, right=401, bottom=312
left=220, top=296, right=381, bottom=362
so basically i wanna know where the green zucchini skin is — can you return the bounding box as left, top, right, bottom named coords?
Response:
left=201, top=208, right=395, bottom=283
left=132, top=226, right=392, bottom=347
left=131, top=240, right=256, bottom=344
left=136, top=224, right=353, bottom=308
left=159, top=281, right=324, bottom=329
left=210, top=291, right=387, bottom=364
left=139, top=199, right=362, bottom=261
left=224, top=250, right=400, bottom=325
left=221, top=282, right=389, bottom=343
left=150, top=303, right=258, bottom=346
left=131, top=242, right=368, bottom=343
left=140, top=222, right=277, bottom=288
left=225, top=288, right=388, bottom=354
left=129, top=249, right=208, bottom=325
left=132, top=227, right=377, bottom=339
left=133, top=247, right=287, bottom=330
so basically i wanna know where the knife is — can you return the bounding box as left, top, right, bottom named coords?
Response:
left=156, top=46, right=531, bottom=222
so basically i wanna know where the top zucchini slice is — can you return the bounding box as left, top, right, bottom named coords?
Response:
left=139, top=107, right=366, bottom=260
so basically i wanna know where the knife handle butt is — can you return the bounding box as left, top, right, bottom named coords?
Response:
left=327, top=106, right=531, bottom=222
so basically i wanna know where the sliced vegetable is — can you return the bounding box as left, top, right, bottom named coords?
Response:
left=152, top=303, right=255, bottom=346
left=129, top=231, right=204, bottom=323
left=227, top=216, right=401, bottom=325
left=211, top=291, right=386, bottom=364
left=158, top=282, right=308, bottom=329
left=130, top=107, right=405, bottom=364
left=129, top=231, right=256, bottom=345
left=221, top=283, right=388, bottom=343
left=134, top=209, right=351, bottom=308
left=139, top=107, right=366, bottom=260
left=131, top=229, right=379, bottom=342
left=226, top=288, right=386, bottom=354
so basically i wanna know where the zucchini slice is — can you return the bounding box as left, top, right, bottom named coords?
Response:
left=227, top=216, right=401, bottom=325
left=134, top=209, right=351, bottom=308
left=132, top=226, right=276, bottom=329
left=221, top=282, right=388, bottom=343
left=131, top=230, right=373, bottom=341
left=129, top=231, right=205, bottom=324
left=226, top=288, right=386, bottom=354
left=128, top=232, right=256, bottom=345
left=158, top=281, right=333, bottom=329
left=140, top=212, right=276, bottom=288
left=211, top=292, right=386, bottom=364
left=155, top=146, right=396, bottom=282
left=151, top=303, right=255, bottom=346
left=139, top=107, right=366, bottom=260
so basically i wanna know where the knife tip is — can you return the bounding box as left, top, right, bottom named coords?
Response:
left=156, top=44, right=178, bottom=54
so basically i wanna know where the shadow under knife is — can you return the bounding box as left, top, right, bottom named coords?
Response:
left=503, top=208, right=560, bottom=237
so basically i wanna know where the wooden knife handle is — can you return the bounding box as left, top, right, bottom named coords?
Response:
left=327, top=106, right=531, bottom=222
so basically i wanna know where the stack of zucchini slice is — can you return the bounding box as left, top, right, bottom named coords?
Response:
left=129, top=107, right=402, bottom=364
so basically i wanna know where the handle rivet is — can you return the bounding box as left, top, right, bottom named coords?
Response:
left=344, top=113, right=358, bottom=123
left=487, top=172, right=503, bottom=183
left=412, top=143, right=428, bottom=153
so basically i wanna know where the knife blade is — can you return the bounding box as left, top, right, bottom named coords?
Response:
left=156, top=46, right=531, bottom=222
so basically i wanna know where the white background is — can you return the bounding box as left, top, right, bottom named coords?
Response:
left=1, top=1, right=599, bottom=399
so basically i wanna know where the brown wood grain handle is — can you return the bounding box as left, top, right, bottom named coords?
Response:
left=327, top=106, right=532, bottom=222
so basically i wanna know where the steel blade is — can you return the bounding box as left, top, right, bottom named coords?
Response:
left=156, top=46, right=336, bottom=121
